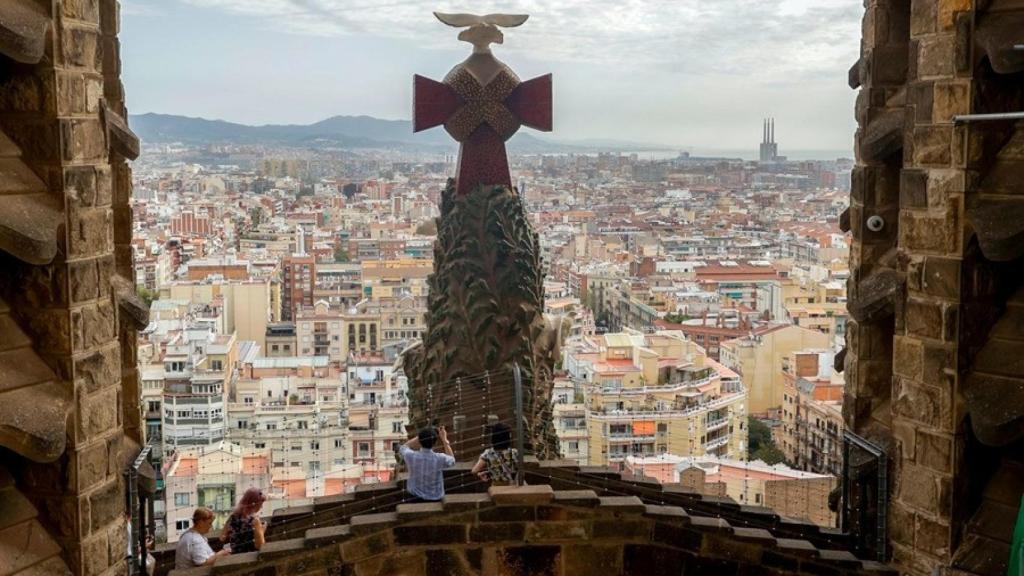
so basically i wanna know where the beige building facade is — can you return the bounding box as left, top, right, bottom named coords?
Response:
left=719, top=324, right=830, bottom=415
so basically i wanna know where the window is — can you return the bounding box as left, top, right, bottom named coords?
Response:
left=211, top=360, right=223, bottom=371
left=755, top=493, right=762, bottom=504
left=334, top=439, right=343, bottom=449
left=290, top=443, right=301, bottom=451
left=244, top=396, right=253, bottom=405
left=237, top=420, right=247, bottom=429
left=272, top=344, right=279, bottom=352
left=255, top=442, right=265, bottom=449
left=310, top=441, right=320, bottom=450
left=174, top=493, right=190, bottom=506
left=175, top=519, right=190, bottom=532
left=297, top=421, right=308, bottom=430
left=392, top=421, right=403, bottom=433
left=266, top=423, right=277, bottom=431
left=657, top=423, right=668, bottom=433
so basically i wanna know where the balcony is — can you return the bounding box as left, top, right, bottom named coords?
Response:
left=606, top=432, right=656, bottom=442
left=705, top=417, right=729, bottom=432
left=703, top=435, right=730, bottom=452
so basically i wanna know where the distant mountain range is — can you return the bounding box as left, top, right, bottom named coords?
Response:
left=128, top=113, right=674, bottom=153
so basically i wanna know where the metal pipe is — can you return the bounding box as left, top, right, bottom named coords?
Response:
left=512, top=362, right=526, bottom=487
left=952, top=112, right=1024, bottom=124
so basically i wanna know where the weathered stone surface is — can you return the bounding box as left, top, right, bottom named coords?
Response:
left=893, top=378, right=952, bottom=430
left=101, top=102, right=140, bottom=160
left=859, top=110, right=904, bottom=161
left=111, top=273, right=149, bottom=328
left=900, top=169, right=928, bottom=208
left=931, top=81, right=968, bottom=123
left=966, top=199, right=1024, bottom=262
left=0, top=190, right=63, bottom=266
left=913, top=125, right=953, bottom=166
left=849, top=269, right=904, bottom=323
left=0, top=0, right=50, bottom=64
left=489, top=484, right=553, bottom=506
left=975, top=11, right=1024, bottom=74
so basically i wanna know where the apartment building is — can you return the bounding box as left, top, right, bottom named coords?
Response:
left=564, top=330, right=748, bottom=467
left=719, top=324, right=830, bottom=415
left=778, top=349, right=844, bottom=476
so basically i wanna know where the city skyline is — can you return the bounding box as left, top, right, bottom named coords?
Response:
left=120, top=0, right=861, bottom=152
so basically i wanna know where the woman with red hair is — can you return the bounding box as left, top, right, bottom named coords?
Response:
left=220, top=487, right=267, bottom=553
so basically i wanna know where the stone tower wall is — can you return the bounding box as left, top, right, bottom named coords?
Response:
left=848, top=0, right=1024, bottom=574
left=0, top=1, right=141, bottom=574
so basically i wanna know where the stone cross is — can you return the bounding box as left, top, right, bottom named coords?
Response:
left=413, top=12, right=552, bottom=196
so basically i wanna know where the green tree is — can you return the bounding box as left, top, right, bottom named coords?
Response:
left=748, top=417, right=788, bottom=465
left=664, top=312, right=689, bottom=324
left=415, top=219, right=437, bottom=236
left=334, top=246, right=349, bottom=263
left=753, top=444, right=788, bottom=466
left=137, top=287, right=158, bottom=308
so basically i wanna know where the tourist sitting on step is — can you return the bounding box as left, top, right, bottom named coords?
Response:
left=472, top=422, right=519, bottom=486
left=400, top=426, right=456, bottom=502
left=175, top=507, right=230, bottom=569
left=220, top=487, right=267, bottom=554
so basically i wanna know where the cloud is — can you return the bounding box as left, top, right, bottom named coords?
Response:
left=121, top=0, right=165, bottom=17
left=177, top=0, right=861, bottom=81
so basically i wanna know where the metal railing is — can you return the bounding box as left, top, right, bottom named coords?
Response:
left=841, top=430, right=888, bottom=563
left=125, top=436, right=159, bottom=576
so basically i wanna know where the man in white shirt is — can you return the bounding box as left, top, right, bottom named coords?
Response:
left=175, top=507, right=230, bottom=569
left=399, top=426, right=456, bottom=502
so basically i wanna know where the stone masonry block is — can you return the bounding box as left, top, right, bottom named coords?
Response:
left=393, top=524, right=467, bottom=546
left=932, top=81, right=969, bottom=123
left=64, top=0, right=101, bottom=23
left=89, top=479, right=123, bottom=537
left=914, top=513, right=951, bottom=557
left=561, top=544, right=622, bottom=576
left=917, top=35, right=955, bottom=77
left=913, top=125, right=953, bottom=165
left=896, top=461, right=951, bottom=515
left=921, top=257, right=960, bottom=299
left=893, top=377, right=953, bottom=430
left=0, top=72, right=45, bottom=112
left=915, top=430, right=953, bottom=473
left=72, top=299, right=117, bottom=352
left=66, top=165, right=99, bottom=208
left=61, top=25, right=103, bottom=71
left=100, top=0, right=121, bottom=35
left=70, top=259, right=100, bottom=303
left=910, top=0, right=938, bottom=36
left=937, top=0, right=970, bottom=30
left=74, top=440, right=108, bottom=492
left=488, top=484, right=553, bottom=506
left=78, top=386, right=118, bottom=442
left=57, top=72, right=88, bottom=116
left=340, top=531, right=393, bottom=563
left=61, top=118, right=107, bottom=164
left=893, top=336, right=923, bottom=380
left=69, top=207, right=113, bottom=259
left=905, top=298, right=944, bottom=340
left=900, top=169, right=928, bottom=208
left=82, top=530, right=109, bottom=576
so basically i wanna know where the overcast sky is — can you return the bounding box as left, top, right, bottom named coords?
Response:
left=121, top=0, right=862, bottom=153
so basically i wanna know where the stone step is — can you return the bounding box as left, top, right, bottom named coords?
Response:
left=0, top=347, right=57, bottom=392
left=0, top=312, right=31, bottom=352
